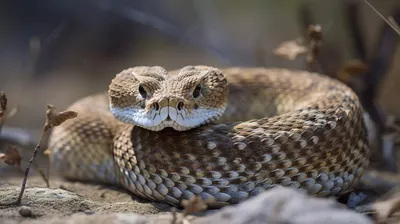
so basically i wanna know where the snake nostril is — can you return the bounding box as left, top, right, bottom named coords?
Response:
left=177, top=101, right=184, bottom=111
left=153, top=102, right=160, bottom=111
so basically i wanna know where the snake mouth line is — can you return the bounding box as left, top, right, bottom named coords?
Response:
left=111, top=104, right=226, bottom=131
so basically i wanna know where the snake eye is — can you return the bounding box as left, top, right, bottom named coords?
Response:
left=138, top=85, right=147, bottom=98
left=192, top=84, right=201, bottom=98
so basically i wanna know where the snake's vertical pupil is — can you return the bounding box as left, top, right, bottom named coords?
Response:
left=138, top=85, right=147, bottom=98
left=193, top=84, right=201, bottom=98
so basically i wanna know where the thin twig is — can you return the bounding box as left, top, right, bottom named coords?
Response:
left=33, top=161, right=50, bottom=188
left=16, top=127, right=45, bottom=204
left=389, top=16, right=400, bottom=32
left=363, top=0, right=400, bottom=36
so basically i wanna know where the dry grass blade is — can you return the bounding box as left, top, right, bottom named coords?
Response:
left=43, top=148, right=52, bottom=187
left=273, top=39, right=308, bottom=60
left=0, top=145, right=22, bottom=167
left=44, top=104, right=78, bottom=131
left=0, top=91, right=7, bottom=118
left=363, top=0, right=400, bottom=36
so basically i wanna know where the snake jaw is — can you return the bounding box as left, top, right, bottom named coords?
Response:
left=110, top=103, right=227, bottom=131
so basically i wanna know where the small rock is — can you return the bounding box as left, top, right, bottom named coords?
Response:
left=193, top=186, right=373, bottom=224
left=19, top=206, right=33, bottom=217
left=84, top=211, right=96, bottom=215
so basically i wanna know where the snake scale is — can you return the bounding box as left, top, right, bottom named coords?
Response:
left=48, top=66, right=369, bottom=207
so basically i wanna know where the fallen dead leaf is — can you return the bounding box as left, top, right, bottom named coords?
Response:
left=44, top=104, right=78, bottom=131
left=273, top=39, right=308, bottom=60
left=182, top=196, right=208, bottom=216
left=307, top=24, right=323, bottom=41
left=0, top=145, right=22, bottom=167
left=337, top=59, right=369, bottom=83
left=43, top=148, right=51, bottom=156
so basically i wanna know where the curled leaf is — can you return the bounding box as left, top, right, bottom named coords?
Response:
left=44, top=104, right=77, bottom=131
left=0, top=145, right=22, bottom=167
left=337, top=59, right=369, bottom=83
left=307, top=24, right=323, bottom=41
left=0, top=91, right=7, bottom=118
left=43, top=148, right=51, bottom=156
left=273, top=39, right=308, bottom=60
left=182, top=196, right=207, bottom=216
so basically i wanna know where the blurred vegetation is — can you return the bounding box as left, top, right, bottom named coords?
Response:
left=0, top=0, right=399, bottom=132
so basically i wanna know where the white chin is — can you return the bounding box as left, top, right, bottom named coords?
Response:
left=111, top=106, right=224, bottom=131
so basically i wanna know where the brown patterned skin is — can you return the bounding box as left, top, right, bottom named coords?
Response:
left=48, top=66, right=369, bottom=207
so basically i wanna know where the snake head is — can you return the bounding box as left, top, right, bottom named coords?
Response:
left=109, top=66, right=228, bottom=131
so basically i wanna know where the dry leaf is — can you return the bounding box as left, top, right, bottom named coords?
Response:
left=43, top=148, right=51, bottom=156
left=0, top=145, right=22, bottom=167
left=0, top=91, right=7, bottom=118
left=44, top=104, right=77, bottom=131
left=273, top=39, right=308, bottom=60
left=306, top=24, right=323, bottom=66
left=337, top=59, right=369, bottom=83
left=182, top=196, right=207, bottom=216
left=342, top=59, right=369, bottom=75
left=307, top=24, right=323, bottom=41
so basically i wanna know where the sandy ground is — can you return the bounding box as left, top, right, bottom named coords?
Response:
left=0, top=175, right=179, bottom=223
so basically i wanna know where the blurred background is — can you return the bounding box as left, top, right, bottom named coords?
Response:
left=0, top=0, right=400, bottom=171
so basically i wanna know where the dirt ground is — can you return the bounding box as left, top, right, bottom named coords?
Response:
left=0, top=175, right=176, bottom=222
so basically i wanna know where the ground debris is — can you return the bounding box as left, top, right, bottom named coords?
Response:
left=0, top=145, right=22, bottom=167
left=44, top=104, right=77, bottom=132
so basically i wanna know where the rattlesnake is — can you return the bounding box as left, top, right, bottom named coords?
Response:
left=49, top=66, right=369, bottom=207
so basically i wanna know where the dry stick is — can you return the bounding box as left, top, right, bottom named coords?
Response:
left=389, top=16, right=400, bottom=32
left=363, top=0, right=400, bottom=36
left=32, top=161, right=50, bottom=188
left=46, top=157, right=50, bottom=187
left=16, top=127, right=46, bottom=204
left=0, top=118, right=4, bottom=136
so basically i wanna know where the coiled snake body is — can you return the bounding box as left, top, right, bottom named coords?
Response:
left=49, top=66, right=369, bottom=207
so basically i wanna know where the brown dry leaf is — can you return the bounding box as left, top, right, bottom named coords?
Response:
left=337, top=59, right=369, bottom=83
left=306, top=24, right=323, bottom=66
left=0, top=145, right=22, bottom=167
left=307, top=24, right=323, bottom=41
left=44, top=104, right=78, bottom=131
left=273, top=39, right=308, bottom=60
left=0, top=91, right=7, bottom=118
left=43, top=148, right=51, bottom=156
left=182, top=196, right=208, bottom=216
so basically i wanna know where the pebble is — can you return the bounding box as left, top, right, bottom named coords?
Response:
left=19, top=206, right=33, bottom=217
